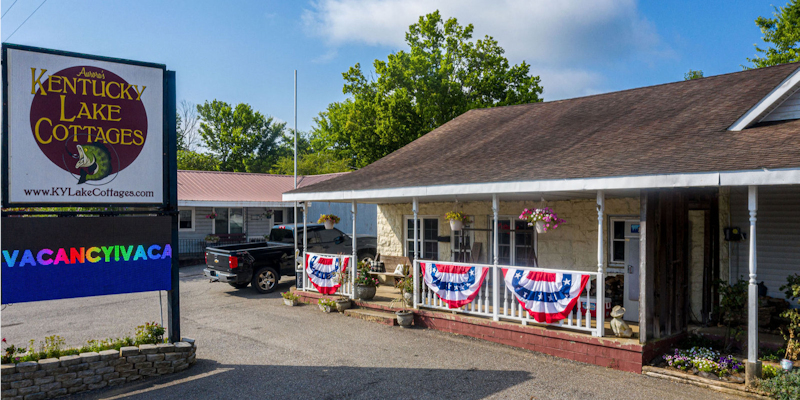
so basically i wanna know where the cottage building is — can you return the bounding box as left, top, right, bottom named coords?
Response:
left=284, top=63, right=800, bottom=380
left=177, top=170, right=376, bottom=257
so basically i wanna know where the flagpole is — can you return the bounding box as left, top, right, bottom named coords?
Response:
left=293, top=70, right=299, bottom=286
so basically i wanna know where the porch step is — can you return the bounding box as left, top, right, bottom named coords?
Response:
left=344, top=308, right=398, bottom=326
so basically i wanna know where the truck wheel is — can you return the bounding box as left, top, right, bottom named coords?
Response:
left=252, top=266, right=278, bottom=294
left=228, top=282, right=249, bottom=289
left=359, top=252, right=376, bottom=265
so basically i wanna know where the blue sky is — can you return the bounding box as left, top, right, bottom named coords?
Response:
left=0, top=0, right=786, bottom=133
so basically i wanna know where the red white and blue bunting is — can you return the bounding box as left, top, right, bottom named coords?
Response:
left=502, top=268, right=589, bottom=324
left=420, top=262, right=489, bottom=309
left=305, top=254, right=349, bottom=295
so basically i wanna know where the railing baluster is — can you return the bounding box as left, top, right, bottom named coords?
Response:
left=585, top=276, right=591, bottom=328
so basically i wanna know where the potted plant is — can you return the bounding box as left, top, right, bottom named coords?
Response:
left=779, top=274, right=800, bottom=371
left=318, top=298, right=336, bottom=313
left=264, top=209, right=274, bottom=219
left=354, top=261, right=379, bottom=300
left=519, top=207, right=566, bottom=234
left=391, top=281, right=414, bottom=328
left=318, top=214, right=341, bottom=230
left=204, top=234, right=220, bottom=243
left=445, top=211, right=468, bottom=231
left=281, top=291, right=299, bottom=306
left=205, top=212, right=217, bottom=219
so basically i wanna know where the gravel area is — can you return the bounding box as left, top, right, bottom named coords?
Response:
left=1, top=264, right=742, bottom=399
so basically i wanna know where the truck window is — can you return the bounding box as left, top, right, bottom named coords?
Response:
left=269, top=229, right=293, bottom=243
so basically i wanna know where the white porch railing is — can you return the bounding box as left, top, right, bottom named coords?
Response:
left=414, top=260, right=604, bottom=337
left=301, top=252, right=355, bottom=299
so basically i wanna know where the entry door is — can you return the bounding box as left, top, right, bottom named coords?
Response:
left=623, top=221, right=641, bottom=321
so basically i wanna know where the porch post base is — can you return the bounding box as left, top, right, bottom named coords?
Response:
left=745, top=360, right=761, bottom=386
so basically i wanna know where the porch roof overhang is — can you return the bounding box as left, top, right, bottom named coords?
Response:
left=178, top=200, right=296, bottom=208
left=282, top=167, right=800, bottom=204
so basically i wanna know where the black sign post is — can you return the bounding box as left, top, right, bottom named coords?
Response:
left=165, top=70, right=180, bottom=343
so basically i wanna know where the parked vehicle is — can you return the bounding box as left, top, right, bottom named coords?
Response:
left=203, top=224, right=377, bottom=294
left=203, top=242, right=294, bottom=294
left=268, top=223, right=377, bottom=265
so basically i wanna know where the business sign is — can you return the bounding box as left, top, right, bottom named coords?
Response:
left=1, top=216, right=172, bottom=304
left=2, top=45, right=166, bottom=206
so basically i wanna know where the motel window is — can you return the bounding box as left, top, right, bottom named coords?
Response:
left=273, top=210, right=284, bottom=224
left=451, top=216, right=475, bottom=262
left=490, top=218, right=537, bottom=266
left=213, top=208, right=244, bottom=234
left=178, top=208, right=194, bottom=231
left=405, top=217, right=439, bottom=260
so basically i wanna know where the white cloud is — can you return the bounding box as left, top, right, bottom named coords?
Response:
left=303, top=0, right=670, bottom=100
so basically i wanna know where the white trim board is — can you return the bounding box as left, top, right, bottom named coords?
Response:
left=729, top=66, right=800, bottom=131
left=178, top=200, right=295, bottom=208
left=282, top=168, right=800, bottom=202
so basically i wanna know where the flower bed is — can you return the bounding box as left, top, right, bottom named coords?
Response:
left=662, top=347, right=744, bottom=382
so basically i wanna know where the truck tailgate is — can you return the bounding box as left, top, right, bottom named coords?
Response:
left=206, top=249, right=233, bottom=272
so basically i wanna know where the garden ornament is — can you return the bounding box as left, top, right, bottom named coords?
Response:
left=610, top=305, right=633, bottom=338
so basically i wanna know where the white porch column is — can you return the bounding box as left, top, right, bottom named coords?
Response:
left=492, top=194, right=500, bottom=321
left=412, top=197, right=420, bottom=308
left=746, top=186, right=761, bottom=383
left=595, top=191, right=605, bottom=337
left=351, top=200, right=357, bottom=300
left=301, top=202, right=307, bottom=291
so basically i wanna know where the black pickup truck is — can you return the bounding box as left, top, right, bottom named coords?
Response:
left=203, top=223, right=377, bottom=293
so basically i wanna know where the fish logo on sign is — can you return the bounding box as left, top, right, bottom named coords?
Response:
left=502, top=268, right=589, bottom=323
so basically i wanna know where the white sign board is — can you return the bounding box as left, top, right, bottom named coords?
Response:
left=3, top=46, right=165, bottom=205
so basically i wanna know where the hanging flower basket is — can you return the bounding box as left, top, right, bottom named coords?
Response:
left=445, top=211, right=468, bottom=231
left=519, top=207, right=566, bottom=234
left=318, top=214, right=340, bottom=229
left=264, top=209, right=274, bottom=219
left=205, top=213, right=217, bottom=219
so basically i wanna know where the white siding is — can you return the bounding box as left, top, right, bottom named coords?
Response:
left=730, top=185, right=800, bottom=304
left=762, top=89, right=800, bottom=122
left=247, top=207, right=274, bottom=240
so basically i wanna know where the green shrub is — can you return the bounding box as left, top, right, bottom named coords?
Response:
left=759, top=370, right=800, bottom=400
left=134, top=322, right=165, bottom=345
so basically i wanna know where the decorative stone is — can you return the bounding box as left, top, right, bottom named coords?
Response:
left=15, top=362, right=38, bottom=373
left=46, top=388, right=67, bottom=397
left=108, top=358, right=126, bottom=367
left=698, top=371, right=718, bottom=380
left=126, top=355, right=146, bottom=363
left=138, top=344, right=158, bottom=355
left=2, top=388, right=17, bottom=397
left=187, top=354, right=196, bottom=364
left=17, top=385, right=39, bottom=395
left=174, top=342, right=192, bottom=352
left=10, top=380, right=32, bottom=389
left=156, top=343, right=175, bottom=353
left=79, top=352, right=100, bottom=363
left=82, top=375, right=102, bottom=385
left=146, top=354, right=165, bottom=362
left=171, top=360, right=187, bottom=368
left=180, top=337, right=195, bottom=345
left=38, top=382, right=60, bottom=392
left=54, top=373, right=77, bottom=382
left=138, top=368, right=157, bottom=376
left=22, top=392, right=46, bottom=400
left=108, top=378, right=126, bottom=386
left=134, top=362, right=153, bottom=370
left=89, top=361, right=108, bottom=369
left=58, top=355, right=80, bottom=367
left=35, top=359, right=59, bottom=371
left=87, top=381, right=107, bottom=390
left=119, top=370, right=138, bottom=378
left=164, top=353, right=182, bottom=361
left=175, top=363, right=189, bottom=372
left=31, top=371, right=45, bottom=379
left=95, top=366, right=115, bottom=375
left=102, top=372, right=119, bottom=380
left=98, top=350, right=119, bottom=361
left=114, top=363, right=134, bottom=372
left=68, top=384, right=87, bottom=393
left=1, top=364, right=16, bottom=376
left=45, top=367, right=67, bottom=376
left=32, top=376, right=53, bottom=386
left=126, top=375, right=141, bottom=382
left=67, top=363, right=89, bottom=373
left=59, top=378, right=82, bottom=388
left=77, top=369, right=95, bottom=378
left=153, top=361, right=172, bottom=369
left=157, top=367, right=174, bottom=375
left=120, top=347, right=139, bottom=357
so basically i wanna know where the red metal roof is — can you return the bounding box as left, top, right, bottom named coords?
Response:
left=178, top=170, right=347, bottom=203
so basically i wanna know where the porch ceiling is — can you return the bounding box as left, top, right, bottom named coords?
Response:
left=302, top=188, right=641, bottom=205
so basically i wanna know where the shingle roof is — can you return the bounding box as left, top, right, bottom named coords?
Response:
left=289, top=63, right=800, bottom=195
left=178, top=170, right=346, bottom=202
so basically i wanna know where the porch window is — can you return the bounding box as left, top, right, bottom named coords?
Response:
left=213, top=208, right=244, bottom=234
left=609, top=217, right=637, bottom=266
left=178, top=208, right=194, bottom=231
left=452, top=216, right=474, bottom=262
left=273, top=210, right=284, bottom=224
left=405, top=217, right=439, bottom=260
left=491, top=218, right=537, bottom=266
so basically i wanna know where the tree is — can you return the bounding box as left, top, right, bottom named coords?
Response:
left=177, top=149, right=218, bottom=171
left=270, top=152, right=351, bottom=175
left=196, top=100, right=285, bottom=172
left=312, top=11, right=544, bottom=168
left=176, top=100, right=200, bottom=151
left=747, top=0, right=800, bottom=68
left=684, top=69, right=704, bottom=80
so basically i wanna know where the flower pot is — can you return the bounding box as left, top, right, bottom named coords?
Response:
left=396, top=311, right=413, bottom=328
left=354, top=285, right=376, bottom=300
left=323, top=220, right=334, bottom=230
left=535, top=220, right=546, bottom=234
left=319, top=304, right=332, bottom=313
left=449, top=219, right=463, bottom=231
left=335, top=299, right=351, bottom=313
left=284, top=298, right=298, bottom=306
left=781, top=358, right=794, bottom=372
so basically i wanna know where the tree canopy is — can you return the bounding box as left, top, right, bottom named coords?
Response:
left=311, top=11, right=544, bottom=168
left=684, top=69, right=704, bottom=80
left=196, top=100, right=285, bottom=172
left=748, top=0, right=800, bottom=68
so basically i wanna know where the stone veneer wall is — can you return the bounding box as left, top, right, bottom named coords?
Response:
left=377, top=197, right=639, bottom=272
left=0, top=339, right=197, bottom=399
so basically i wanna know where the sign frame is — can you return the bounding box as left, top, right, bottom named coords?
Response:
left=1, top=43, right=169, bottom=208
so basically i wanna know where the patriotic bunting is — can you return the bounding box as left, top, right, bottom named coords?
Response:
left=421, top=262, right=489, bottom=309
left=502, top=268, right=589, bottom=323
left=305, top=254, right=349, bottom=294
